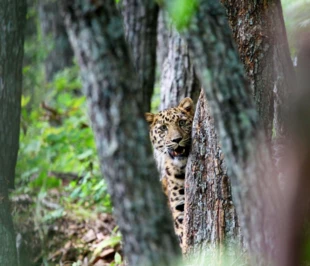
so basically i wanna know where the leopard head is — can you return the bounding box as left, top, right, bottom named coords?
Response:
left=145, top=98, right=194, bottom=159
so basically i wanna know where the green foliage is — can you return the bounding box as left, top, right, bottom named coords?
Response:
left=166, top=0, right=198, bottom=30
left=151, top=86, right=161, bottom=112
left=93, top=234, right=122, bottom=257
left=17, top=65, right=111, bottom=211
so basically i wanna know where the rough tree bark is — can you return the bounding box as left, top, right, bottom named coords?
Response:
left=121, top=0, right=159, bottom=112
left=0, top=0, right=26, bottom=265
left=184, top=91, right=241, bottom=256
left=222, top=0, right=295, bottom=140
left=39, top=0, right=73, bottom=81
left=61, top=1, right=181, bottom=265
left=184, top=0, right=282, bottom=264
left=160, top=25, right=200, bottom=110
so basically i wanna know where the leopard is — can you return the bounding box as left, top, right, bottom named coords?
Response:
left=145, top=97, right=194, bottom=249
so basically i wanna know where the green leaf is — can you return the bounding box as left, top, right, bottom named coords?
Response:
left=114, top=252, right=122, bottom=264
left=93, top=235, right=122, bottom=257
left=167, top=0, right=198, bottom=30
left=21, top=95, right=31, bottom=107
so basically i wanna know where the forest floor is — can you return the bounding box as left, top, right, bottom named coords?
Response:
left=12, top=189, right=123, bottom=266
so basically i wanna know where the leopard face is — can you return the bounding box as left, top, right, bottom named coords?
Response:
left=145, top=97, right=194, bottom=163
left=145, top=97, right=194, bottom=249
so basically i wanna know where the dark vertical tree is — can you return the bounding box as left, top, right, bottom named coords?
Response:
left=222, top=0, right=295, bottom=141
left=61, top=1, right=180, bottom=265
left=39, top=0, right=73, bottom=81
left=0, top=0, right=26, bottom=265
left=121, top=0, right=159, bottom=112
left=183, top=0, right=282, bottom=264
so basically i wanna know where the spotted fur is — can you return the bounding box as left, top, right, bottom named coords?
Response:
left=145, top=98, right=194, bottom=248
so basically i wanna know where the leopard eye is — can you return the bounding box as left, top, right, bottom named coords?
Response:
left=179, top=120, right=186, bottom=126
left=159, top=125, right=167, bottom=131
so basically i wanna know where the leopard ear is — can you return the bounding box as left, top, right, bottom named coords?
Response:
left=145, top=112, right=155, bottom=124
left=178, top=97, right=193, bottom=114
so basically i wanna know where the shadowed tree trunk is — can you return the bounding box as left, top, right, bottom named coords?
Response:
left=222, top=0, right=295, bottom=140
left=121, top=0, right=159, bottom=112
left=183, top=0, right=282, bottom=264
left=39, top=0, right=73, bottom=81
left=0, top=0, right=26, bottom=264
left=61, top=1, right=181, bottom=265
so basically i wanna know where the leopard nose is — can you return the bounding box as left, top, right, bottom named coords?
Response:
left=172, top=137, right=182, bottom=143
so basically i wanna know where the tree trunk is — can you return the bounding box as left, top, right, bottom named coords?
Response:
left=157, top=9, right=169, bottom=70
left=61, top=1, right=181, bottom=265
left=221, top=0, right=295, bottom=140
left=160, top=25, right=200, bottom=110
left=39, top=0, right=73, bottom=82
left=0, top=0, right=26, bottom=264
left=121, top=0, right=159, bottom=112
left=184, top=91, right=241, bottom=255
left=184, top=0, right=281, bottom=264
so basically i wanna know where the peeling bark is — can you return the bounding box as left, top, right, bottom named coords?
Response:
left=0, top=0, right=26, bottom=264
left=121, top=0, right=159, bottom=112
left=61, top=1, right=180, bottom=265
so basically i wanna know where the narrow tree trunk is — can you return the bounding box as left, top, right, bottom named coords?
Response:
left=184, top=91, right=241, bottom=255
left=157, top=9, right=169, bottom=70
left=39, top=0, right=73, bottom=81
left=222, top=0, right=295, bottom=140
left=0, top=0, right=26, bottom=264
left=160, top=26, right=200, bottom=110
left=184, top=0, right=281, bottom=264
left=121, top=0, right=159, bottom=112
left=61, top=1, right=180, bottom=265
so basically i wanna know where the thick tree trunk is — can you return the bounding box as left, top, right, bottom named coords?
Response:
left=184, top=91, right=241, bottom=255
left=121, top=0, right=159, bottom=112
left=61, top=1, right=180, bottom=265
left=39, top=0, right=73, bottom=81
left=160, top=26, right=200, bottom=110
left=184, top=0, right=281, bottom=264
left=222, top=0, right=294, bottom=140
left=0, top=0, right=26, bottom=265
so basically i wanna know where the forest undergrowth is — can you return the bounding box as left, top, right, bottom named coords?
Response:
left=13, top=64, right=123, bottom=266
